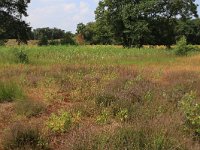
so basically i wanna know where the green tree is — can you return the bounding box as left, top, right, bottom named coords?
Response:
left=95, top=0, right=198, bottom=47
left=95, top=1, right=115, bottom=44
left=0, top=0, right=31, bottom=44
left=32, top=27, right=65, bottom=40
left=60, top=32, right=76, bottom=45
left=76, top=23, right=86, bottom=34
left=176, top=19, right=200, bottom=45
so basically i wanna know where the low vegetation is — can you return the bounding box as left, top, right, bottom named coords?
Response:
left=0, top=81, right=24, bottom=103
left=0, top=45, right=200, bottom=149
left=3, top=123, right=49, bottom=150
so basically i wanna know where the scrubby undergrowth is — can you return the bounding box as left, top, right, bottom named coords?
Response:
left=0, top=46, right=200, bottom=149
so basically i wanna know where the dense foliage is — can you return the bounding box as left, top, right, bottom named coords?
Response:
left=32, top=27, right=66, bottom=40
left=74, top=0, right=199, bottom=47
left=0, top=0, right=31, bottom=44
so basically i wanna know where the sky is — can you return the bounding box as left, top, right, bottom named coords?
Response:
left=26, top=0, right=200, bottom=33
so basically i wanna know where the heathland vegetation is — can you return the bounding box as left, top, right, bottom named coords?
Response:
left=0, top=0, right=200, bottom=150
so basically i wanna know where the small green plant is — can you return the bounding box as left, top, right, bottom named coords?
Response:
left=3, top=123, right=49, bottom=150
left=175, top=36, right=198, bottom=56
left=96, top=110, right=110, bottom=125
left=16, top=50, right=29, bottom=64
left=0, top=81, right=25, bottom=103
left=47, top=110, right=72, bottom=133
left=116, top=108, right=128, bottom=122
left=15, top=99, right=45, bottom=117
left=179, top=91, right=200, bottom=136
left=144, top=90, right=154, bottom=102
left=95, top=94, right=116, bottom=107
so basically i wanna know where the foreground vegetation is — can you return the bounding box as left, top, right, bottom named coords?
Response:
left=0, top=45, right=200, bottom=149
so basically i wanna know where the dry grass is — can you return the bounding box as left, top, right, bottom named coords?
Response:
left=0, top=45, right=200, bottom=149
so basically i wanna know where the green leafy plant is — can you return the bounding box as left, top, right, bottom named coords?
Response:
left=116, top=108, right=128, bottom=122
left=16, top=50, right=29, bottom=64
left=96, top=110, right=110, bottom=125
left=175, top=36, right=198, bottom=56
left=47, top=110, right=72, bottom=133
left=0, top=81, right=25, bottom=103
left=179, top=91, right=200, bottom=136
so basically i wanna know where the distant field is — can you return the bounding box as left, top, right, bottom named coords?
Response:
left=0, top=45, right=200, bottom=149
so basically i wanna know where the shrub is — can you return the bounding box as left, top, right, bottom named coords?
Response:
left=0, top=39, right=7, bottom=46
left=95, top=93, right=138, bottom=122
left=60, top=34, right=76, bottom=45
left=111, top=99, right=138, bottom=122
left=96, top=109, right=110, bottom=125
left=116, top=108, right=128, bottom=122
left=38, top=35, right=48, bottom=46
left=179, top=91, right=200, bottom=137
left=175, top=36, right=198, bottom=56
left=15, top=50, right=29, bottom=64
left=47, top=110, right=72, bottom=133
left=0, top=81, right=25, bottom=103
left=3, top=123, right=49, bottom=150
left=49, top=39, right=60, bottom=45
left=95, top=94, right=117, bottom=107
left=15, top=99, right=45, bottom=117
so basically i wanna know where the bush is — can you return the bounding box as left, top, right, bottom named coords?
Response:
left=49, top=39, right=60, bottom=45
left=38, top=35, right=48, bottom=46
left=179, top=91, right=200, bottom=137
left=15, top=50, right=29, bottom=64
left=47, top=110, right=72, bottom=133
left=95, top=93, right=138, bottom=122
left=15, top=99, right=45, bottom=117
left=175, top=36, right=198, bottom=56
left=0, top=81, right=25, bottom=103
left=60, top=36, right=76, bottom=45
left=96, top=109, right=110, bottom=125
left=95, top=94, right=117, bottom=107
left=3, top=123, right=49, bottom=150
left=0, top=39, right=7, bottom=46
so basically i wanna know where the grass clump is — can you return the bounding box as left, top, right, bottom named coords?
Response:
left=0, top=81, right=25, bottom=103
left=15, top=99, right=45, bottom=118
left=47, top=110, right=72, bottom=133
left=72, top=128, right=182, bottom=150
left=3, top=123, right=49, bottom=150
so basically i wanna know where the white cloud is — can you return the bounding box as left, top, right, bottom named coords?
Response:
left=26, top=0, right=98, bottom=32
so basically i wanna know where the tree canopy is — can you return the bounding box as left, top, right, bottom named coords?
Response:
left=94, top=0, right=199, bottom=47
left=0, top=0, right=31, bottom=43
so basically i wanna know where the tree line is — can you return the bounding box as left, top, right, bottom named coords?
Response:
left=1, top=0, right=200, bottom=47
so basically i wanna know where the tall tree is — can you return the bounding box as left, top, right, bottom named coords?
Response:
left=32, top=28, right=65, bottom=40
left=0, top=0, right=31, bottom=44
left=95, top=0, right=198, bottom=47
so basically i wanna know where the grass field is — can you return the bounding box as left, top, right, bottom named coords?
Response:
left=0, top=45, right=200, bottom=149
